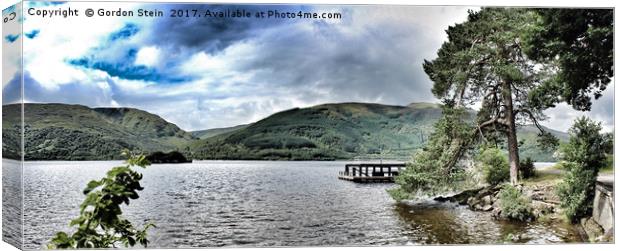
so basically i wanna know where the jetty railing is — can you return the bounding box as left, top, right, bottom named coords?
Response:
left=338, top=163, right=406, bottom=183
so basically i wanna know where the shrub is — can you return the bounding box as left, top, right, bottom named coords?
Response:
left=519, top=157, right=536, bottom=179
left=48, top=150, right=155, bottom=249
left=477, top=147, right=509, bottom=185
left=387, top=187, right=412, bottom=202
left=557, top=117, right=606, bottom=222
left=499, top=185, right=534, bottom=221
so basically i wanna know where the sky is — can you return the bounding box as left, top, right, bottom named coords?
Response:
left=2, top=2, right=614, bottom=132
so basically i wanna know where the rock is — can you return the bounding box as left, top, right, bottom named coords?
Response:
left=581, top=217, right=605, bottom=241
left=467, top=197, right=478, bottom=207
left=481, top=195, right=492, bottom=206
left=531, top=200, right=555, bottom=217
left=454, top=187, right=484, bottom=205
left=597, top=227, right=614, bottom=242
left=481, top=205, right=493, bottom=211
left=509, top=233, right=522, bottom=242
left=491, top=207, right=502, bottom=219
left=433, top=187, right=484, bottom=205
left=433, top=196, right=453, bottom=203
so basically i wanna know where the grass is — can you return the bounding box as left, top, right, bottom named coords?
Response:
left=599, top=155, right=614, bottom=174
left=522, top=163, right=564, bottom=186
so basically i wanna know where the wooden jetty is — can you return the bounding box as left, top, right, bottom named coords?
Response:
left=338, top=163, right=406, bottom=183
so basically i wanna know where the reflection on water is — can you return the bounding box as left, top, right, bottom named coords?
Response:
left=2, top=159, right=23, bottom=248
left=394, top=201, right=582, bottom=244
left=14, top=160, right=582, bottom=249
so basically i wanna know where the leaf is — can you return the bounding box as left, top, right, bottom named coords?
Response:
left=83, top=180, right=102, bottom=194
left=48, top=151, right=154, bottom=249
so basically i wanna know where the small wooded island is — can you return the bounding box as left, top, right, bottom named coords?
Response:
left=146, top=151, right=191, bottom=164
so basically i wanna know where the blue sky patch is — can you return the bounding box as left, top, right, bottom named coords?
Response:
left=25, top=30, right=40, bottom=39
left=109, top=23, right=140, bottom=41
left=68, top=55, right=192, bottom=84
left=5, top=34, right=19, bottom=43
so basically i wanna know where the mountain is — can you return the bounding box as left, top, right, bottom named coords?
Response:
left=2, top=103, right=195, bottom=160
left=191, top=124, right=250, bottom=139
left=516, top=125, right=569, bottom=162
left=189, top=102, right=568, bottom=161
left=2, top=102, right=568, bottom=161
left=190, top=102, right=443, bottom=160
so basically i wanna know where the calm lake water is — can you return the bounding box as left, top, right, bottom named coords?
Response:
left=3, top=159, right=582, bottom=249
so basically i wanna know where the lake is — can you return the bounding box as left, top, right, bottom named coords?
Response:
left=3, top=159, right=582, bottom=249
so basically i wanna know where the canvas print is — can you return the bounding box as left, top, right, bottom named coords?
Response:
left=1, top=1, right=615, bottom=249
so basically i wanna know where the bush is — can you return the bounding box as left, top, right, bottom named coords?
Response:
left=477, top=147, right=509, bottom=185
left=557, top=117, right=607, bottom=222
left=556, top=162, right=596, bottom=222
left=519, top=157, right=536, bottom=179
left=499, top=185, right=534, bottom=221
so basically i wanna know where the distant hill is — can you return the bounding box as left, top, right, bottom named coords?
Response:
left=190, top=102, right=444, bottom=160
left=2, top=102, right=568, bottom=161
left=191, top=124, right=250, bottom=139
left=516, top=124, right=569, bottom=162
left=189, top=102, right=567, bottom=161
left=2, top=103, right=195, bottom=160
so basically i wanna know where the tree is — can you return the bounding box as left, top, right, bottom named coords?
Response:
left=423, top=8, right=550, bottom=184
left=524, top=9, right=613, bottom=111
left=48, top=150, right=155, bottom=249
left=389, top=102, right=475, bottom=199
left=557, top=117, right=607, bottom=222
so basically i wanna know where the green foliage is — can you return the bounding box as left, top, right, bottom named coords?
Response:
left=48, top=150, right=155, bottom=249
left=601, top=132, right=614, bottom=155
left=391, top=105, right=475, bottom=199
left=477, top=147, right=510, bottom=185
left=387, top=187, right=412, bottom=202
left=600, top=154, right=614, bottom=173
left=499, top=185, right=534, bottom=221
left=525, top=9, right=613, bottom=111
left=557, top=117, right=607, bottom=222
left=519, top=157, right=536, bottom=179
left=3, top=102, right=569, bottom=162
left=422, top=8, right=550, bottom=185
left=192, top=102, right=443, bottom=161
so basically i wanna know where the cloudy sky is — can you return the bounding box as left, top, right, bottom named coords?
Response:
left=2, top=2, right=614, bottom=132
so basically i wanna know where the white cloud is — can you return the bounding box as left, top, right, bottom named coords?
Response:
left=19, top=2, right=610, bottom=135
left=541, top=83, right=614, bottom=133
left=22, top=2, right=142, bottom=90
left=134, top=46, right=160, bottom=67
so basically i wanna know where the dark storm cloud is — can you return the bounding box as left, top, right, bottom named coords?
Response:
left=18, top=4, right=480, bottom=130
left=145, top=4, right=312, bottom=53
left=211, top=8, right=441, bottom=106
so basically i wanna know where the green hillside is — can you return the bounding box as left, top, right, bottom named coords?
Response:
left=516, top=125, right=569, bottom=162
left=191, top=124, right=250, bottom=139
left=2, top=102, right=567, bottom=161
left=190, top=102, right=567, bottom=161
left=2, top=103, right=195, bottom=160
left=190, top=102, right=443, bottom=160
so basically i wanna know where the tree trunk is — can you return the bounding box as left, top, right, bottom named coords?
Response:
left=502, top=81, right=520, bottom=185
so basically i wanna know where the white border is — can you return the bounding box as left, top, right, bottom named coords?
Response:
left=1, top=1, right=617, bottom=251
